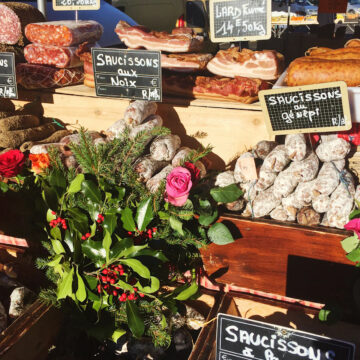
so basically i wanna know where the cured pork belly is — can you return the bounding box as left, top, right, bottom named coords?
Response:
left=207, top=48, right=285, bottom=81
left=161, top=53, right=213, bottom=72
left=114, top=21, right=204, bottom=53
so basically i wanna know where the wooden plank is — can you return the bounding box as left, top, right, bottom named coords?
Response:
left=200, top=215, right=357, bottom=305
left=12, top=89, right=269, bottom=170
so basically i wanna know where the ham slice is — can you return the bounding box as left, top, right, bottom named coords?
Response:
left=114, top=21, right=204, bottom=53
left=207, top=48, right=285, bottom=81
left=161, top=53, right=213, bottom=72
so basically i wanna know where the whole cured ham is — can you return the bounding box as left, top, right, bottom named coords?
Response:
left=163, top=74, right=270, bottom=103
left=25, top=20, right=103, bottom=47
left=207, top=48, right=285, bottom=81
left=0, top=2, right=45, bottom=46
left=115, top=21, right=203, bottom=53
left=161, top=53, right=213, bottom=72
left=24, top=43, right=82, bottom=68
left=16, top=63, right=84, bottom=89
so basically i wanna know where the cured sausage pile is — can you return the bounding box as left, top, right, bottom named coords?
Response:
left=286, top=40, right=360, bottom=87
left=0, top=2, right=45, bottom=64
left=16, top=20, right=103, bottom=89
left=114, top=21, right=283, bottom=103
left=217, top=134, right=358, bottom=230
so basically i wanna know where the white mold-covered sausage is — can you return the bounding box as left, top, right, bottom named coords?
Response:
left=215, top=171, right=236, bottom=188
left=254, top=140, right=278, bottom=160
left=285, top=134, right=307, bottom=161
left=315, top=138, right=351, bottom=162
left=124, top=100, right=157, bottom=126
left=262, top=145, right=290, bottom=173
left=150, top=134, right=181, bottom=161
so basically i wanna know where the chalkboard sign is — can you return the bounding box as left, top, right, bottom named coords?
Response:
left=209, top=0, right=271, bottom=42
left=0, top=53, right=17, bottom=100
left=259, top=82, right=352, bottom=136
left=92, top=48, right=162, bottom=102
left=216, top=314, right=355, bottom=360
left=53, top=0, right=100, bottom=11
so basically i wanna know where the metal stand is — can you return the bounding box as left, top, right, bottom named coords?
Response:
left=37, top=0, right=47, bottom=19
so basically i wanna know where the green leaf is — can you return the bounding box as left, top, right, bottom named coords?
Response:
left=199, top=199, right=211, bottom=211
left=341, top=235, right=360, bottom=253
left=63, top=229, right=74, bottom=252
left=210, top=184, right=243, bottom=203
left=42, top=184, right=58, bottom=210
left=126, top=301, right=145, bottom=338
left=109, top=236, right=133, bottom=260
left=103, top=230, right=112, bottom=262
left=319, top=308, right=331, bottom=322
left=135, top=198, right=154, bottom=231
left=346, top=248, right=360, bottom=263
left=121, top=207, right=136, bottom=232
left=67, top=208, right=88, bottom=235
left=136, top=276, right=160, bottom=294
left=350, top=209, right=360, bottom=220
left=47, top=209, right=57, bottom=222
left=111, top=329, right=126, bottom=343
left=76, top=269, right=87, bottom=302
left=130, top=249, right=168, bottom=262
left=50, top=226, right=61, bottom=240
left=47, top=254, right=63, bottom=267
left=103, top=214, right=117, bottom=236
left=82, top=239, right=106, bottom=266
left=116, top=187, right=126, bottom=201
left=120, top=259, right=150, bottom=279
left=199, top=209, right=218, bottom=226
left=175, top=282, right=198, bottom=300
left=115, top=279, right=134, bottom=292
left=85, top=275, right=98, bottom=290
left=158, top=211, right=170, bottom=220
left=208, top=222, right=234, bottom=245
left=81, top=180, right=102, bottom=203
left=49, top=170, right=66, bottom=190
left=0, top=182, right=9, bottom=193
left=51, top=239, right=65, bottom=254
left=68, top=174, right=84, bottom=194
left=175, top=199, right=194, bottom=220
left=169, top=216, right=184, bottom=236
left=57, top=267, right=74, bottom=300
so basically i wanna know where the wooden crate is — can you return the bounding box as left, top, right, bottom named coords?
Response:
left=12, top=86, right=269, bottom=170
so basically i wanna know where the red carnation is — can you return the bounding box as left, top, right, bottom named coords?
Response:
left=0, top=150, right=25, bottom=178
left=184, top=162, right=200, bottom=183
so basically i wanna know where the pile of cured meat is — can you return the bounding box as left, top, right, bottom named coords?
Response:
left=286, top=39, right=360, bottom=87
left=0, top=2, right=45, bottom=63
left=26, top=100, right=207, bottom=189
left=15, top=20, right=103, bottom=89
left=216, top=134, right=359, bottom=230
left=0, top=99, right=70, bottom=153
left=113, top=21, right=285, bottom=104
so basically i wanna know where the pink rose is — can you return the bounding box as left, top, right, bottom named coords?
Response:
left=165, top=167, right=192, bottom=207
left=344, top=218, right=360, bottom=237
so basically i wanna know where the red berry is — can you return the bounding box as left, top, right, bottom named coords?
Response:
left=86, top=233, right=91, bottom=238
left=115, top=286, right=120, bottom=290
left=101, top=276, right=107, bottom=283
left=51, top=211, right=56, bottom=215
left=106, top=276, right=111, bottom=282
left=62, top=225, right=67, bottom=230
left=139, top=293, right=145, bottom=298
left=102, top=269, right=108, bottom=275
left=119, top=270, right=124, bottom=276
left=110, top=279, right=115, bottom=285
left=113, top=290, right=118, bottom=296
left=104, top=284, right=109, bottom=289
left=133, top=287, right=138, bottom=292
left=97, top=285, right=102, bottom=293
left=97, top=219, right=101, bottom=223
left=128, top=294, right=134, bottom=301
left=81, top=235, right=86, bottom=240
left=128, top=231, right=132, bottom=235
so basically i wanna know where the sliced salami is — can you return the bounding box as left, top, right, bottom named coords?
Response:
left=0, top=3, right=45, bottom=46
left=16, top=63, right=84, bottom=89
left=24, top=43, right=82, bottom=68
left=25, top=20, right=103, bottom=47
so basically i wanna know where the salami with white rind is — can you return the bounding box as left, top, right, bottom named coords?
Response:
left=312, top=161, right=344, bottom=197
left=124, top=101, right=158, bottom=126
left=150, top=134, right=181, bottom=161
left=270, top=205, right=289, bottom=222
left=294, top=180, right=316, bottom=207
left=226, top=198, right=245, bottom=212
left=215, top=171, right=236, bottom=188
left=255, top=168, right=277, bottom=191
left=315, top=138, right=351, bottom=162
left=288, top=152, right=319, bottom=182
left=254, top=140, right=277, bottom=160
left=252, top=186, right=281, bottom=218
left=312, top=194, right=331, bottom=213
left=273, top=168, right=300, bottom=198
left=234, top=152, right=256, bottom=183
left=106, top=119, right=127, bottom=139
left=285, top=134, right=307, bottom=161
left=134, top=156, right=168, bottom=183
left=129, top=115, right=163, bottom=141
left=146, top=165, right=173, bottom=193
left=262, top=145, right=290, bottom=173
left=172, top=147, right=192, bottom=167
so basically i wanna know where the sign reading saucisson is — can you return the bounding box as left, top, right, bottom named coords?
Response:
left=52, top=0, right=100, bottom=11
left=259, top=82, right=352, bottom=137
left=209, top=0, right=271, bottom=42
left=216, top=314, right=355, bottom=360
left=92, top=48, right=162, bottom=102
left=0, top=52, right=17, bottom=99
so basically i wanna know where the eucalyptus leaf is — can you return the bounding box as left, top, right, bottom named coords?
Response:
left=135, top=198, right=154, bottom=231
left=68, top=174, right=84, bottom=194
left=341, top=235, right=360, bottom=254
left=51, top=239, right=65, bottom=254
left=121, top=207, right=136, bottom=232
left=175, top=282, right=198, bottom=301
left=76, top=269, right=87, bottom=302
left=210, top=184, right=243, bottom=203
left=81, top=180, right=102, bottom=203
left=57, top=267, right=74, bottom=300
left=169, top=216, right=184, bottom=236
left=208, top=223, right=234, bottom=245
left=126, top=301, right=145, bottom=338
left=120, top=259, right=150, bottom=279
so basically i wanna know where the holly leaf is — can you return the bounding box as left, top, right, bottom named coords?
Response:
left=210, top=184, right=243, bottom=203
left=109, top=236, right=133, bottom=260
left=111, top=329, right=126, bottom=343
left=121, top=207, right=136, bottom=232
left=208, top=223, right=234, bottom=245
left=57, top=267, right=74, bottom=300
left=169, top=216, right=184, bottom=236
left=50, top=226, right=61, bottom=241
left=135, top=197, right=154, bottom=232
left=349, top=209, right=360, bottom=220
left=67, top=208, right=88, bottom=235
left=175, top=282, right=198, bottom=301
left=76, top=269, right=87, bottom=302
left=130, top=249, right=169, bottom=262
left=103, top=230, right=112, bottom=262
left=47, top=254, right=63, bottom=267
left=341, top=235, right=360, bottom=254
left=126, top=301, right=145, bottom=338
left=120, top=259, right=150, bottom=279
left=346, top=248, right=360, bottom=263
left=116, top=187, right=126, bottom=201
left=49, top=170, right=66, bottom=190
left=82, top=239, right=106, bottom=267
left=51, top=239, right=65, bottom=254
left=81, top=180, right=102, bottom=203
left=103, top=214, right=117, bottom=236
left=68, top=174, right=84, bottom=194
left=47, top=209, right=56, bottom=222
left=136, top=276, right=160, bottom=294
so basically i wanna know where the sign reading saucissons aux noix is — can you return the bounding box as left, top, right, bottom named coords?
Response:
left=209, top=0, right=271, bottom=42
left=259, top=82, right=352, bottom=136
left=0, top=52, right=17, bottom=99
left=53, top=0, right=100, bottom=11
left=216, top=314, right=355, bottom=360
left=92, top=48, right=162, bottom=102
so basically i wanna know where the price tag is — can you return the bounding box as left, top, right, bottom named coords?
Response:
left=259, top=82, right=352, bottom=137
left=216, top=314, right=355, bottom=360
left=209, top=0, right=271, bottom=42
left=0, top=53, right=17, bottom=99
left=238, top=157, right=257, bottom=181
left=92, top=48, right=162, bottom=102
left=53, top=0, right=100, bottom=11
